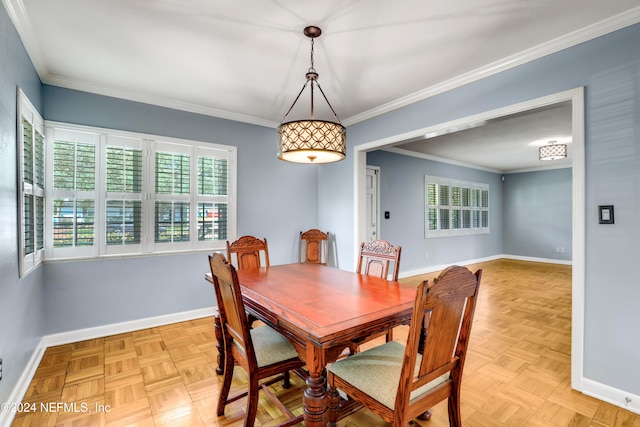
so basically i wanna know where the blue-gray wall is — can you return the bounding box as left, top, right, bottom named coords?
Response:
left=503, top=168, right=572, bottom=261
left=365, top=150, right=572, bottom=270
left=40, top=86, right=320, bottom=334
left=0, top=3, right=45, bottom=406
left=366, top=150, right=504, bottom=272
left=319, top=23, right=640, bottom=396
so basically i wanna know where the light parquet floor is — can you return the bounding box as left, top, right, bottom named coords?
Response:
left=12, top=259, right=640, bottom=426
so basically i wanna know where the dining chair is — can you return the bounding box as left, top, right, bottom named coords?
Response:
left=227, top=235, right=270, bottom=270
left=357, top=239, right=402, bottom=342
left=299, top=228, right=329, bottom=264
left=357, top=239, right=402, bottom=282
left=216, top=235, right=270, bottom=373
left=208, top=253, right=305, bottom=427
left=327, top=265, right=482, bottom=427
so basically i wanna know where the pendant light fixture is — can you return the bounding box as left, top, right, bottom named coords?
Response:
left=539, top=140, right=568, bottom=160
left=277, top=26, right=346, bottom=163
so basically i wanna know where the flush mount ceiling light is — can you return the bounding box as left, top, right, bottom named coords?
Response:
left=277, top=26, right=346, bottom=164
left=539, top=140, right=567, bottom=160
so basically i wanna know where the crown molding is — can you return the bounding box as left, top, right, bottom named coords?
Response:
left=44, top=74, right=280, bottom=129
left=384, top=147, right=502, bottom=173
left=2, top=0, right=48, bottom=75
left=384, top=145, right=573, bottom=174
left=343, top=5, right=640, bottom=126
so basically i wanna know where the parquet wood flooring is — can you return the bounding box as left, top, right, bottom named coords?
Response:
left=11, top=259, right=640, bottom=426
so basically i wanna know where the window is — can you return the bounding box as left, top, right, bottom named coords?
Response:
left=48, top=128, right=98, bottom=258
left=105, top=136, right=143, bottom=250
left=425, top=176, right=489, bottom=238
left=45, top=123, right=236, bottom=260
left=18, top=89, right=45, bottom=276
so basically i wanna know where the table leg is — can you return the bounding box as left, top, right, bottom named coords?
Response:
left=303, top=373, right=327, bottom=426
left=303, top=346, right=327, bottom=427
left=213, top=311, right=224, bottom=375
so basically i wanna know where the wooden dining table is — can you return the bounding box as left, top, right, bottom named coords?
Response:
left=206, top=262, right=418, bottom=426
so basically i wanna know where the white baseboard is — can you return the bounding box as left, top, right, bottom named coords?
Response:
left=398, top=254, right=571, bottom=279
left=398, top=254, right=503, bottom=279
left=40, top=306, right=216, bottom=348
left=582, top=378, right=640, bottom=415
left=0, top=307, right=216, bottom=427
left=501, top=254, right=573, bottom=265
left=0, top=344, right=47, bottom=427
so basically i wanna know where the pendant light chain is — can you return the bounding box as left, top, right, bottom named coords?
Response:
left=309, top=37, right=315, bottom=73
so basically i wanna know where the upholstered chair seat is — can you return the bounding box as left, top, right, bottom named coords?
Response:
left=251, top=325, right=300, bottom=368
left=328, top=341, right=449, bottom=410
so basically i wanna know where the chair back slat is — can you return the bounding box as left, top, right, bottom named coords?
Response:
left=208, top=253, right=254, bottom=364
left=300, top=229, right=329, bottom=264
left=418, top=298, right=467, bottom=375
left=227, top=236, right=270, bottom=271
left=357, top=239, right=402, bottom=281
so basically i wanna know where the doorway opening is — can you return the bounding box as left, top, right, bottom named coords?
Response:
left=353, top=87, right=585, bottom=391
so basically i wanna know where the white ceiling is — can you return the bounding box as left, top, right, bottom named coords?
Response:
left=5, top=0, right=640, bottom=170
left=392, top=101, right=573, bottom=173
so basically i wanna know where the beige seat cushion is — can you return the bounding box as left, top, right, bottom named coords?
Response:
left=250, top=325, right=299, bottom=368
left=328, top=341, right=449, bottom=409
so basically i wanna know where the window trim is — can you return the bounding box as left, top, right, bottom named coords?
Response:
left=425, top=175, right=489, bottom=238
left=45, top=121, right=237, bottom=261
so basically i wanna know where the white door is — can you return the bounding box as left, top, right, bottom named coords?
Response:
left=365, top=166, right=380, bottom=242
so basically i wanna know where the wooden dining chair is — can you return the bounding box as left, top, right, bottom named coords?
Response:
left=357, top=239, right=402, bottom=342
left=227, top=235, right=270, bottom=270
left=327, top=265, right=482, bottom=427
left=357, top=239, right=402, bottom=282
left=208, top=253, right=305, bottom=427
left=299, top=229, right=329, bottom=264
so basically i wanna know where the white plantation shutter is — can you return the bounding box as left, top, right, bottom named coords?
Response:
left=195, top=147, right=229, bottom=248
left=152, top=141, right=191, bottom=250
left=18, top=90, right=45, bottom=276
left=47, top=127, right=99, bottom=258
left=426, top=182, right=438, bottom=231
left=104, top=135, right=144, bottom=254
left=425, top=176, right=489, bottom=238
left=43, top=122, right=236, bottom=260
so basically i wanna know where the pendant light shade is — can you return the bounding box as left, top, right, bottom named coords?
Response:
left=277, top=26, right=346, bottom=164
left=277, top=120, right=346, bottom=163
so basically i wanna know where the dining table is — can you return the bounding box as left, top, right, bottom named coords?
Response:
left=206, top=262, right=418, bottom=426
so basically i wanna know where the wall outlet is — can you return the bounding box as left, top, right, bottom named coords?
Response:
left=425, top=252, right=429, bottom=260
left=0, top=357, right=3, bottom=381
